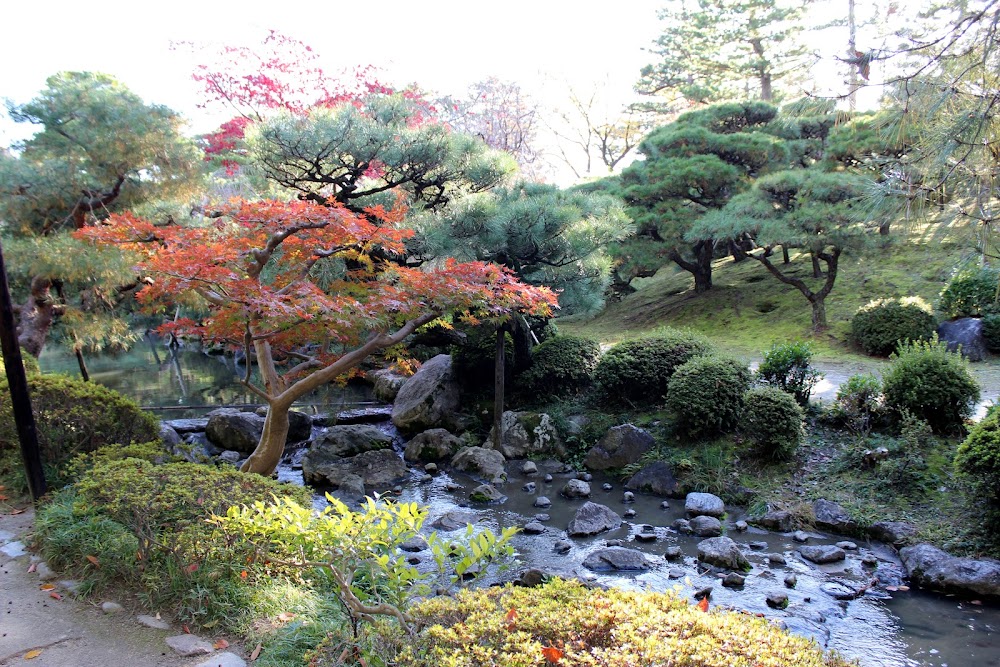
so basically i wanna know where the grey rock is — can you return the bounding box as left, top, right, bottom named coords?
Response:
left=534, top=496, right=552, bottom=509
left=901, top=543, right=1000, bottom=597
left=821, top=582, right=858, bottom=600
left=370, top=368, right=408, bottom=402
left=218, top=450, right=242, bottom=464
left=432, top=510, right=478, bottom=531
left=749, top=541, right=768, bottom=551
left=336, top=474, right=366, bottom=500
left=623, top=508, right=637, bottom=518
left=159, top=423, right=182, bottom=448
left=58, top=579, right=82, bottom=595
left=668, top=568, right=686, bottom=579
left=523, top=482, right=537, bottom=493
left=553, top=540, right=572, bottom=554
left=0, top=541, right=27, bottom=558
left=543, top=474, right=553, bottom=483
left=567, top=502, right=622, bottom=537
left=673, top=518, right=693, bottom=535
left=391, top=354, right=462, bottom=434
left=606, top=539, right=624, bottom=547
left=400, top=536, right=428, bottom=552
left=869, top=520, right=918, bottom=546
left=625, top=461, right=683, bottom=498
left=535, top=513, right=551, bottom=522
left=784, top=574, right=798, bottom=588
left=303, top=448, right=407, bottom=490
left=634, top=524, right=658, bottom=542
left=697, top=537, right=750, bottom=571
left=793, top=531, right=810, bottom=543
left=309, top=424, right=393, bottom=459
left=403, top=428, right=465, bottom=462
left=812, top=499, right=858, bottom=534
left=451, top=446, right=507, bottom=483
left=561, top=478, right=591, bottom=499
left=862, top=555, right=879, bottom=567
left=938, top=317, right=988, bottom=362
left=486, top=411, right=565, bottom=459
left=137, top=614, right=171, bottom=630
left=769, top=553, right=787, bottom=566
left=522, top=461, right=538, bottom=475
left=693, top=586, right=713, bottom=600
left=583, top=547, right=650, bottom=571
left=516, top=568, right=550, bottom=587
left=799, top=545, right=847, bottom=564
left=204, top=408, right=264, bottom=453
left=754, top=510, right=795, bottom=532
left=335, top=406, right=394, bottom=425
left=194, top=653, right=246, bottom=667
left=836, top=541, right=858, bottom=550
left=664, top=546, right=682, bottom=560
left=660, top=501, right=671, bottom=509
left=281, top=409, right=313, bottom=442
left=690, top=515, right=723, bottom=537
left=685, top=492, right=725, bottom=518
left=163, top=418, right=209, bottom=434
left=101, top=601, right=124, bottom=614
left=165, top=634, right=214, bottom=656
left=734, top=520, right=748, bottom=532
left=424, top=463, right=438, bottom=474
left=583, top=424, right=654, bottom=470
left=602, top=483, right=613, bottom=491
left=723, top=572, right=746, bottom=588
left=523, top=521, right=546, bottom=535
left=579, top=472, right=593, bottom=482
left=622, top=491, right=636, bottom=503
left=470, top=484, right=505, bottom=503
left=766, top=592, right=789, bottom=609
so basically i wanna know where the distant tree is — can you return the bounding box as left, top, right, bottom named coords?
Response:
left=76, top=198, right=555, bottom=475
left=617, top=101, right=787, bottom=294
left=0, top=72, right=202, bottom=357
left=638, top=0, right=812, bottom=106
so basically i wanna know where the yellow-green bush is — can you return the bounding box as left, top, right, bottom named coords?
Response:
left=0, top=347, right=40, bottom=377
left=383, top=578, right=855, bottom=667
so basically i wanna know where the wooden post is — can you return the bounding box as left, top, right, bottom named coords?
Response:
left=0, top=239, right=46, bottom=500
left=492, top=323, right=506, bottom=451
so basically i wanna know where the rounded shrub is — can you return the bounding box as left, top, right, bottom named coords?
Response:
left=740, top=386, right=804, bottom=460
left=835, top=372, right=884, bottom=432
left=955, top=410, right=1000, bottom=505
left=982, top=313, right=1000, bottom=352
left=939, top=266, right=1000, bottom=318
left=756, top=340, right=823, bottom=405
left=0, top=374, right=161, bottom=487
left=593, top=329, right=714, bottom=407
left=386, top=578, right=855, bottom=667
left=517, top=335, right=602, bottom=398
left=850, top=297, right=937, bottom=357
left=666, top=355, right=752, bottom=440
left=881, top=338, right=980, bottom=434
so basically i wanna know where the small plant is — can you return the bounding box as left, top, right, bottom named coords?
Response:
left=881, top=337, right=980, bottom=434
left=0, top=347, right=40, bottom=377
left=982, top=313, right=1000, bottom=352
left=593, top=329, right=714, bottom=407
left=939, top=265, right=1000, bottom=318
left=516, top=335, right=602, bottom=398
left=667, top=355, right=752, bottom=440
left=835, top=373, right=884, bottom=433
left=850, top=297, right=937, bottom=357
left=955, top=409, right=1000, bottom=506
left=740, top=387, right=804, bottom=460
left=756, top=340, right=824, bottom=405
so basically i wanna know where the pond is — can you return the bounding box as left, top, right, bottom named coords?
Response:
left=36, top=339, right=1000, bottom=667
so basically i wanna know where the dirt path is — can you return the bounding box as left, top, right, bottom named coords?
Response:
left=0, top=506, right=246, bottom=667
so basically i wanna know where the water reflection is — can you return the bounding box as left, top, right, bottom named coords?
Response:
left=38, top=337, right=375, bottom=418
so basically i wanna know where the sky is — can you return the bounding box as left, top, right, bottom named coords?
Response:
left=1, top=0, right=664, bottom=144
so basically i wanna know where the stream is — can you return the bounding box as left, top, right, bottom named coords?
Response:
left=37, top=342, right=1000, bottom=667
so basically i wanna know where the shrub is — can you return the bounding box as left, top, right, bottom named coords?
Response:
left=756, top=340, right=824, bottom=405
left=516, top=335, right=602, bottom=398
left=450, top=325, right=514, bottom=392
left=0, top=347, right=40, bottom=377
left=881, top=337, right=980, bottom=434
left=835, top=373, right=884, bottom=432
left=593, top=329, right=714, bottom=407
left=740, top=387, right=804, bottom=460
left=667, top=355, right=752, bottom=440
left=381, top=578, right=855, bottom=667
left=850, top=297, right=937, bottom=357
left=982, top=313, right=1000, bottom=352
left=939, top=265, right=1000, bottom=318
left=955, top=410, right=1000, bottom=505
left=0, top=374, right=161, bottom=488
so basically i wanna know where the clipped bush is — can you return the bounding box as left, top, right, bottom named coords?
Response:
left=955, top=410, right=1000, bottom=505
left=593, top=329, right=714, bottom=407
left=982, top=313, right=1000, bottom=352
left=0, top=374, right=161, bottom=487
left=667, top=355, right=752, bottom=440
left=850, top=297, right=937, bottom=357
left=835, top=372, right=884, bottom=432
left=756, top=340, right=824, bottom=405
left=882, top=337, right=980, bottom=434
left=517, top=335, right=602, bottom=398
left=740, top=387, right=804, bottom=460
left=0, top=347, right=40, bottom=377
left=384, top=578, right=854, bottom=667
left=939, top=265, right=1000, bottom=318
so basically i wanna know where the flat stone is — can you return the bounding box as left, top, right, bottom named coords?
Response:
left=523, top=521, right=546, bottom=535
left=821, top=582, right=857, bottom=600
left=567, top=502, right=621, bottom=537
left=749, top=541, right=768, bottom=551
left=553, top=540, right=572, bottom=554
left=193, top=652, right=247, bottom=667
left=836, top=541, right=858, bottom=550
left=0, top=541, right=27, bottom=558
left=431, top=510, right=478, bottom=531
left=137, top=614, right=171, bottom=630
left=0, top=529, right=15, bottom=542
left=535, top=513, right=551, bottom=522
left=668, top=568, right=686, bottom=579
left=664, top=546, right=682, bottom=560
left=723, top=572, right=746, bottom=588
left=533, top=496, right=552, bottom=508
left=583, top=546, right=650, bottom=572
left=400, top=536, right=428, bottom=552
left=165, top=634, right=214, bottom=656
left=793, top=531, right=810, bottom=543
left=768, top=553, right=787, bottom=566
left=101, top=601, right=124, bottom=614
left=799, top=545, right=847, bottom=564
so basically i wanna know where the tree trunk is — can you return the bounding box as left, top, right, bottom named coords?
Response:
left=240, top=400, right=292, bottom=475
left=782, top=246, right=790, bottom=264
left=809, top=296, right=827, bottom=331
left=492, top=324, right=506, bottom=451
left=74, top=347, right=90, bottom=382
left=811, top=254, right=822, bottom=278
left=669, top=241, right=714, bottom=294
left=16, top=277, right=62, bottom=357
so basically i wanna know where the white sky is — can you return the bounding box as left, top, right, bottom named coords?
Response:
left=1, top=0, right=664, bottom=143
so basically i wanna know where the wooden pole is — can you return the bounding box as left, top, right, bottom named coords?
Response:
left=492, top=323, right=506, bottom=451
left=0, top=239, right=46, bottom=500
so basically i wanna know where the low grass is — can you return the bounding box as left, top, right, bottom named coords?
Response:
left=560, top=220, right=977, bottom=361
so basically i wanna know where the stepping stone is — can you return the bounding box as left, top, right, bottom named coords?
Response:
left=194, top=652, right=247, bottom=667
left=166, top=634, right=214, bottom=656
left=137, top=614, right=171, bottom=630
left=102, top=601, right=124, bottom=614
left=0, top=541, right=27, bottom=558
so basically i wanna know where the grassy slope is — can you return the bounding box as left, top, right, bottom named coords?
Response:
left=560, top=220, right=978, bottom=361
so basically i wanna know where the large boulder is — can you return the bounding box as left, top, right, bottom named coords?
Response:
left=567, top=502, right=621, bottom=537
left=869, top=520, right=918, bottom=546
left=624, top=461, right=682, bottom=497
left=302, top=448, right=408, bottom=490
left=485, top=411, right=566, bottom=459
left=582, top=547, right=651, bottom=571
left=451, top=446, right=507, bottom=483
left=369, top=368, right=408, bottom=402
left=938, top=317, right=988, bottom=362
left=901, top=544, right=1000, bottom=597
left=205, top=408, right=264, bottom=453
left=753, top=510, right=796, bottom=532
left=403, top=428, right=465, bottom=462
left=697, top=537, right=750, bottom=571
left=391, top=355, right=462, bottom=434
left=583, top=424, right=654, bottom=471
left=812, top=499, right=858, bottom=535
left=307, top=424, right=392, bottom=459
left=685, top=492, right=725, bottom=518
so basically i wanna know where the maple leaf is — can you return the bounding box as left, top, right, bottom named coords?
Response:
left=697, top=596, right=710, bottom=612
left=541, top=646, right=564, bottom=664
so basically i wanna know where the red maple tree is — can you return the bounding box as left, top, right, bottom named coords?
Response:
left=75, top=198, right=555, bottom=475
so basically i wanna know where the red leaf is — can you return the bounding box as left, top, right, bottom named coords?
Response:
left=182, top=624, right=191, bottom=634
left=86, top=555, right=100, bottom=567
left=214, top=639, right=230, bottom=650
left=26, top=563, right=36, bottom=574
left=184, top=563, right=199, bottom=574
left=697, top=596, right=710, bottom=612
left=504, top=607, right=518, bottom=631
left=542, top=646, right=563, bottom=663
left=49, top=591, right=63, bottom=601
left=250, top=643, right=263, bottom=661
